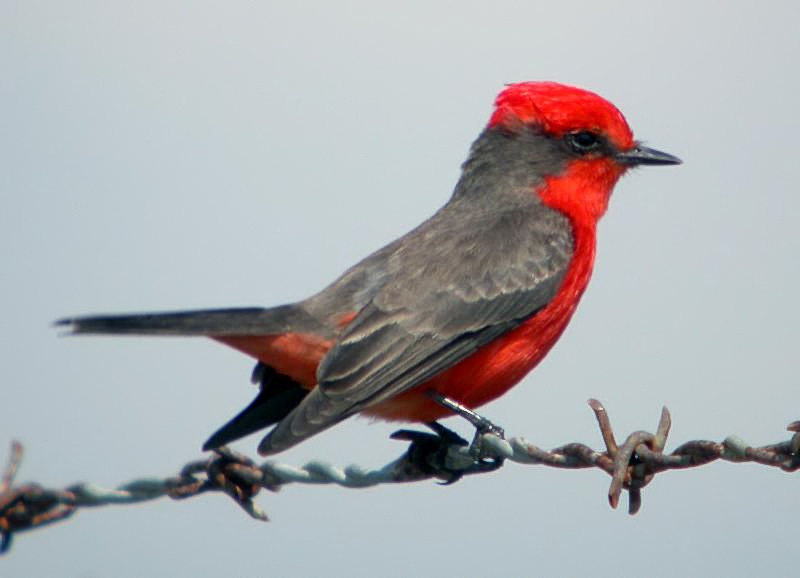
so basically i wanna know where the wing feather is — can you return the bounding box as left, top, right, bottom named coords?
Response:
left=259, top=200, right=575, bottom=454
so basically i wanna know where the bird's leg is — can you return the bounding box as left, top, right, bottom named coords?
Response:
left=427, top=393, right=505, bottom=437
left=425, top=391, right=506, bottom=473
left=390, top=394, right=506, bottom=483
left=390, top=416, right=506, bottom=483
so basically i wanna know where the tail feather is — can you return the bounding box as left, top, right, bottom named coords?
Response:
left=203, top=365, right=309, bottom=450
left=56, top=304, right=318, bottom=336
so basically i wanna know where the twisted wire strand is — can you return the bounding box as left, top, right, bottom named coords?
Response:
left=1, top=400, right=798, bottom=554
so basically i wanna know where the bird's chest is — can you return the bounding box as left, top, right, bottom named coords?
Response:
left=364, top=228, right=596, bottom=422
left=432, top=251, right=593, bottom=403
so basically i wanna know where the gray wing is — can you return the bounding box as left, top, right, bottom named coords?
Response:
left=258, top=200, right=574, bottom=454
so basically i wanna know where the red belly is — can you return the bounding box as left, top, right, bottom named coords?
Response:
left=362, top=273, right=584, bottom=422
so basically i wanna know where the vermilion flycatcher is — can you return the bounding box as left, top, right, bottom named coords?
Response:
left=59, top=82, right=681, bottom=456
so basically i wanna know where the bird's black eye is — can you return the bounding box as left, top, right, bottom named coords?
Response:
left=566, top=131, right=601, bottom=154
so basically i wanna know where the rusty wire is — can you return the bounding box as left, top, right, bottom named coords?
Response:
left=1, top=399, right=798, bottom=555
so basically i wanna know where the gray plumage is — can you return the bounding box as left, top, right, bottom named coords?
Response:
left=58, top=126, right=577, bottom=454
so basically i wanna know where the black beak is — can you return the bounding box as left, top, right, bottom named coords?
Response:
left=616, top=144, right=682, bottom=166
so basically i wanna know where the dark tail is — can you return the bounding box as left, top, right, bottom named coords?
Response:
left=203, top=364, right=309, bottom=450
left=56, top=304, right=323, bottom=450
left=56, top=304, right=319, bottom=336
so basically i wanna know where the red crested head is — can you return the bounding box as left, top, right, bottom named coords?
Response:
left=488, top=82, right=634, bottom=152
left=481, top=82, right=680, bottom=226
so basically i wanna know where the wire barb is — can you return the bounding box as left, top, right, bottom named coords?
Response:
left=1, top=401, right=798, bottom=554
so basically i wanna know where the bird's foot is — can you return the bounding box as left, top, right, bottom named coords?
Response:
left=391, top=421, right=502, bottom=484
left=390, top=394, right=506, bottom=483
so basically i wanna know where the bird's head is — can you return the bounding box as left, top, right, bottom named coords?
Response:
left=484, top=82, right=680, bottom=224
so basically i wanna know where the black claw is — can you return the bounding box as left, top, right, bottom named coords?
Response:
left=391, top=427, right=466, bottom=484
left=391, top=415, right=505, bottom=483
left=425, top=421, right=469, bottom=445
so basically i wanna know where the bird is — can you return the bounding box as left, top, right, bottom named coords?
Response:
left=57, top=81, right=681, bottom=457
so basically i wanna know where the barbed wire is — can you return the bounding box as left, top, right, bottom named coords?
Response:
left=2, top=399, right=798, bottom=555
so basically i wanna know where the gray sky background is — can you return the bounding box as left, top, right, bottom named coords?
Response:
left=2, top=2, right=798, bottom=576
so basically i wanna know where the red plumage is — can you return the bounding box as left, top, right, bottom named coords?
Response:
left=60, top=82, right=680, bottom=455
